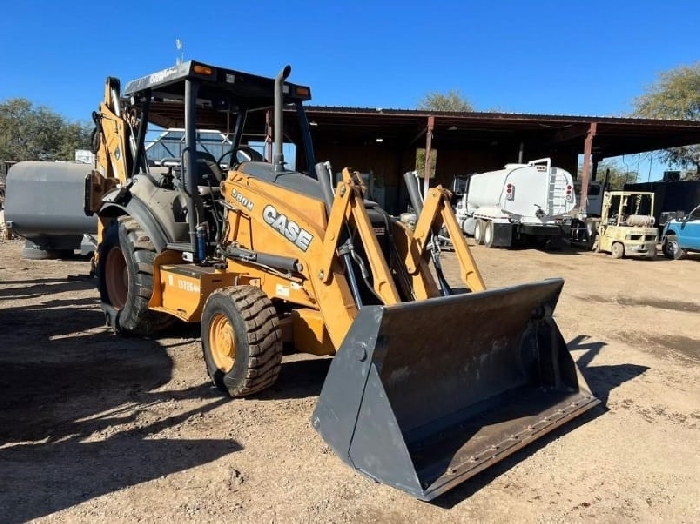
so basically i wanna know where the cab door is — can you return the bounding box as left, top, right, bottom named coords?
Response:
left=679, top=206, right=700, bottom=251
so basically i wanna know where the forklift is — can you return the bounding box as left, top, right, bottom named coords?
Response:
left=594, top=191, right=657, bottom=259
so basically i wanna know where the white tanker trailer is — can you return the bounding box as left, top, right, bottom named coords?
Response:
left=455, top=158, right=576, bottom=248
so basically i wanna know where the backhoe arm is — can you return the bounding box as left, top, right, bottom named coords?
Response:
left=84, top=77, right=134, bottom=215
left=95, top=77, right=133, bottom=183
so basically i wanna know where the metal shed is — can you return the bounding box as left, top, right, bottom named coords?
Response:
left=281, top=107, right=700, bottom=214
left=141, top=101, right=700, bottom=215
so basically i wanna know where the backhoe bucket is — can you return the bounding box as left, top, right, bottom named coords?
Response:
left=312, top=278, right=599, bottom=501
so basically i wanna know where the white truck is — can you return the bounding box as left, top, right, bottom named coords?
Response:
left=455, top=158, right=577, bottom=248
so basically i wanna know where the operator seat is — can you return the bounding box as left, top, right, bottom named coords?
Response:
left=195, top=151, right=224, bottom=184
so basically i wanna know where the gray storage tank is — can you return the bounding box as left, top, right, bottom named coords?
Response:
left=5, top=161, right=98, bottom=259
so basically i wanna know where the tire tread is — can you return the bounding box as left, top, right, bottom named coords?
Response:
left=99, top=215, right=175, bottom=335
left=203, top=286, right=282, bottom=397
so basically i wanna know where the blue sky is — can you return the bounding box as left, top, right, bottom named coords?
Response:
left=3, top=0, right=699, bottom=119
left=1, top=0, right=698, bottom=178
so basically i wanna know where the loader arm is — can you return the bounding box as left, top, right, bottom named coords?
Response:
left=411, top=186, right=486, bottom=293
left=319, top=169, right=485, bottom=304
left=318, top=169, right=402, bottom=305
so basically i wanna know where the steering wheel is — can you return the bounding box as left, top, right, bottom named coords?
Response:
left=217, top=146, right=264, bottom=169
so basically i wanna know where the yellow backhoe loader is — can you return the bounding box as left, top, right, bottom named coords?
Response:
left=84, top=60, right=599, bottom=501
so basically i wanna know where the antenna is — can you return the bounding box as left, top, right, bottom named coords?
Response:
left=175, top=39, right=184, bottom=65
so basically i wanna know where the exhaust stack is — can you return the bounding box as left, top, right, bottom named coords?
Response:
left=274, top=65, right=292, bottom=172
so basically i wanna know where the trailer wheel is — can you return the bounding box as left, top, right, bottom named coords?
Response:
left=483, top=220, right=495, bottom=248
left=201, top=286, right=283, bottom=397
left=663, top=235, right=686, bottom=260
left=474, top=219, right=485, bottom=245
left=98, top=216, right=176, bottom=335
left=611, top=242, right=625, bottom=259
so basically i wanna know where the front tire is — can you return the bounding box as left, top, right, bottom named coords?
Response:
left=201, top=286, right=283, bottom=397
left=98, top=216, right=175, bottom=335
left=663, top=235, right=686, bottom=260
left=611, top=242, right=625, bottom=259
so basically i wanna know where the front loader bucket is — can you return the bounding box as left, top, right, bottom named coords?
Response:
left=311, top=278, right=599, bottom=501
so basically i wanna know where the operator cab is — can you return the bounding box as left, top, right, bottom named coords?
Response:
left=121, top=60, right=315, bottom=177
left=116, top=60, right=321, bottom=257
left=607, top=192, right=654, bottom=226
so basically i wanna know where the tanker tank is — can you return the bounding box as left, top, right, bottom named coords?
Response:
left=4, top=161, right=98, bottom=259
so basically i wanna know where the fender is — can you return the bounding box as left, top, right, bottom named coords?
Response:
left=99, top=195, right=169, bottom=252
left=662, top=227, right=677, bottom=242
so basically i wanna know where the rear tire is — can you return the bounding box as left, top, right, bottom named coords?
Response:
left=474, top=219, right=485, bottom=245
left=98, top=215, right=176, bottom=336
left=483, top=220, right=494, bottom=248
left=663, top=235, right=686, bottom=260
left=611, top=242, right=625, bottom=259
left=201, top=286, right=283, bottom=397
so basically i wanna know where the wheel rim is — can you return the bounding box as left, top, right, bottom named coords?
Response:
left=484, top=223, right=492, bottom=245
left=105, top=246, right=128, bottom=309
left=475, top=222, right=482, bottom=242
left=669, top=240, right=678, bottom=255
left=209, top=313, right=235, bottom=372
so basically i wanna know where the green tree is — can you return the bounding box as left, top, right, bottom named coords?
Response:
left=415, top=90, right=474, bottom=176
left=417, top=89, right=474, bottom=112
left=0, top=98, right=92, bottom=162
left=58, top=121, right=95, bottom=160
left=579, top=160, right=638, bottom=190
left=632, top=62, right=700, bottom=173
left=415, top=148, right=438, bottom=179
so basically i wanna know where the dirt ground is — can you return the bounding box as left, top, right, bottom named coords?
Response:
left=1, top=235, right=699, bottom=524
